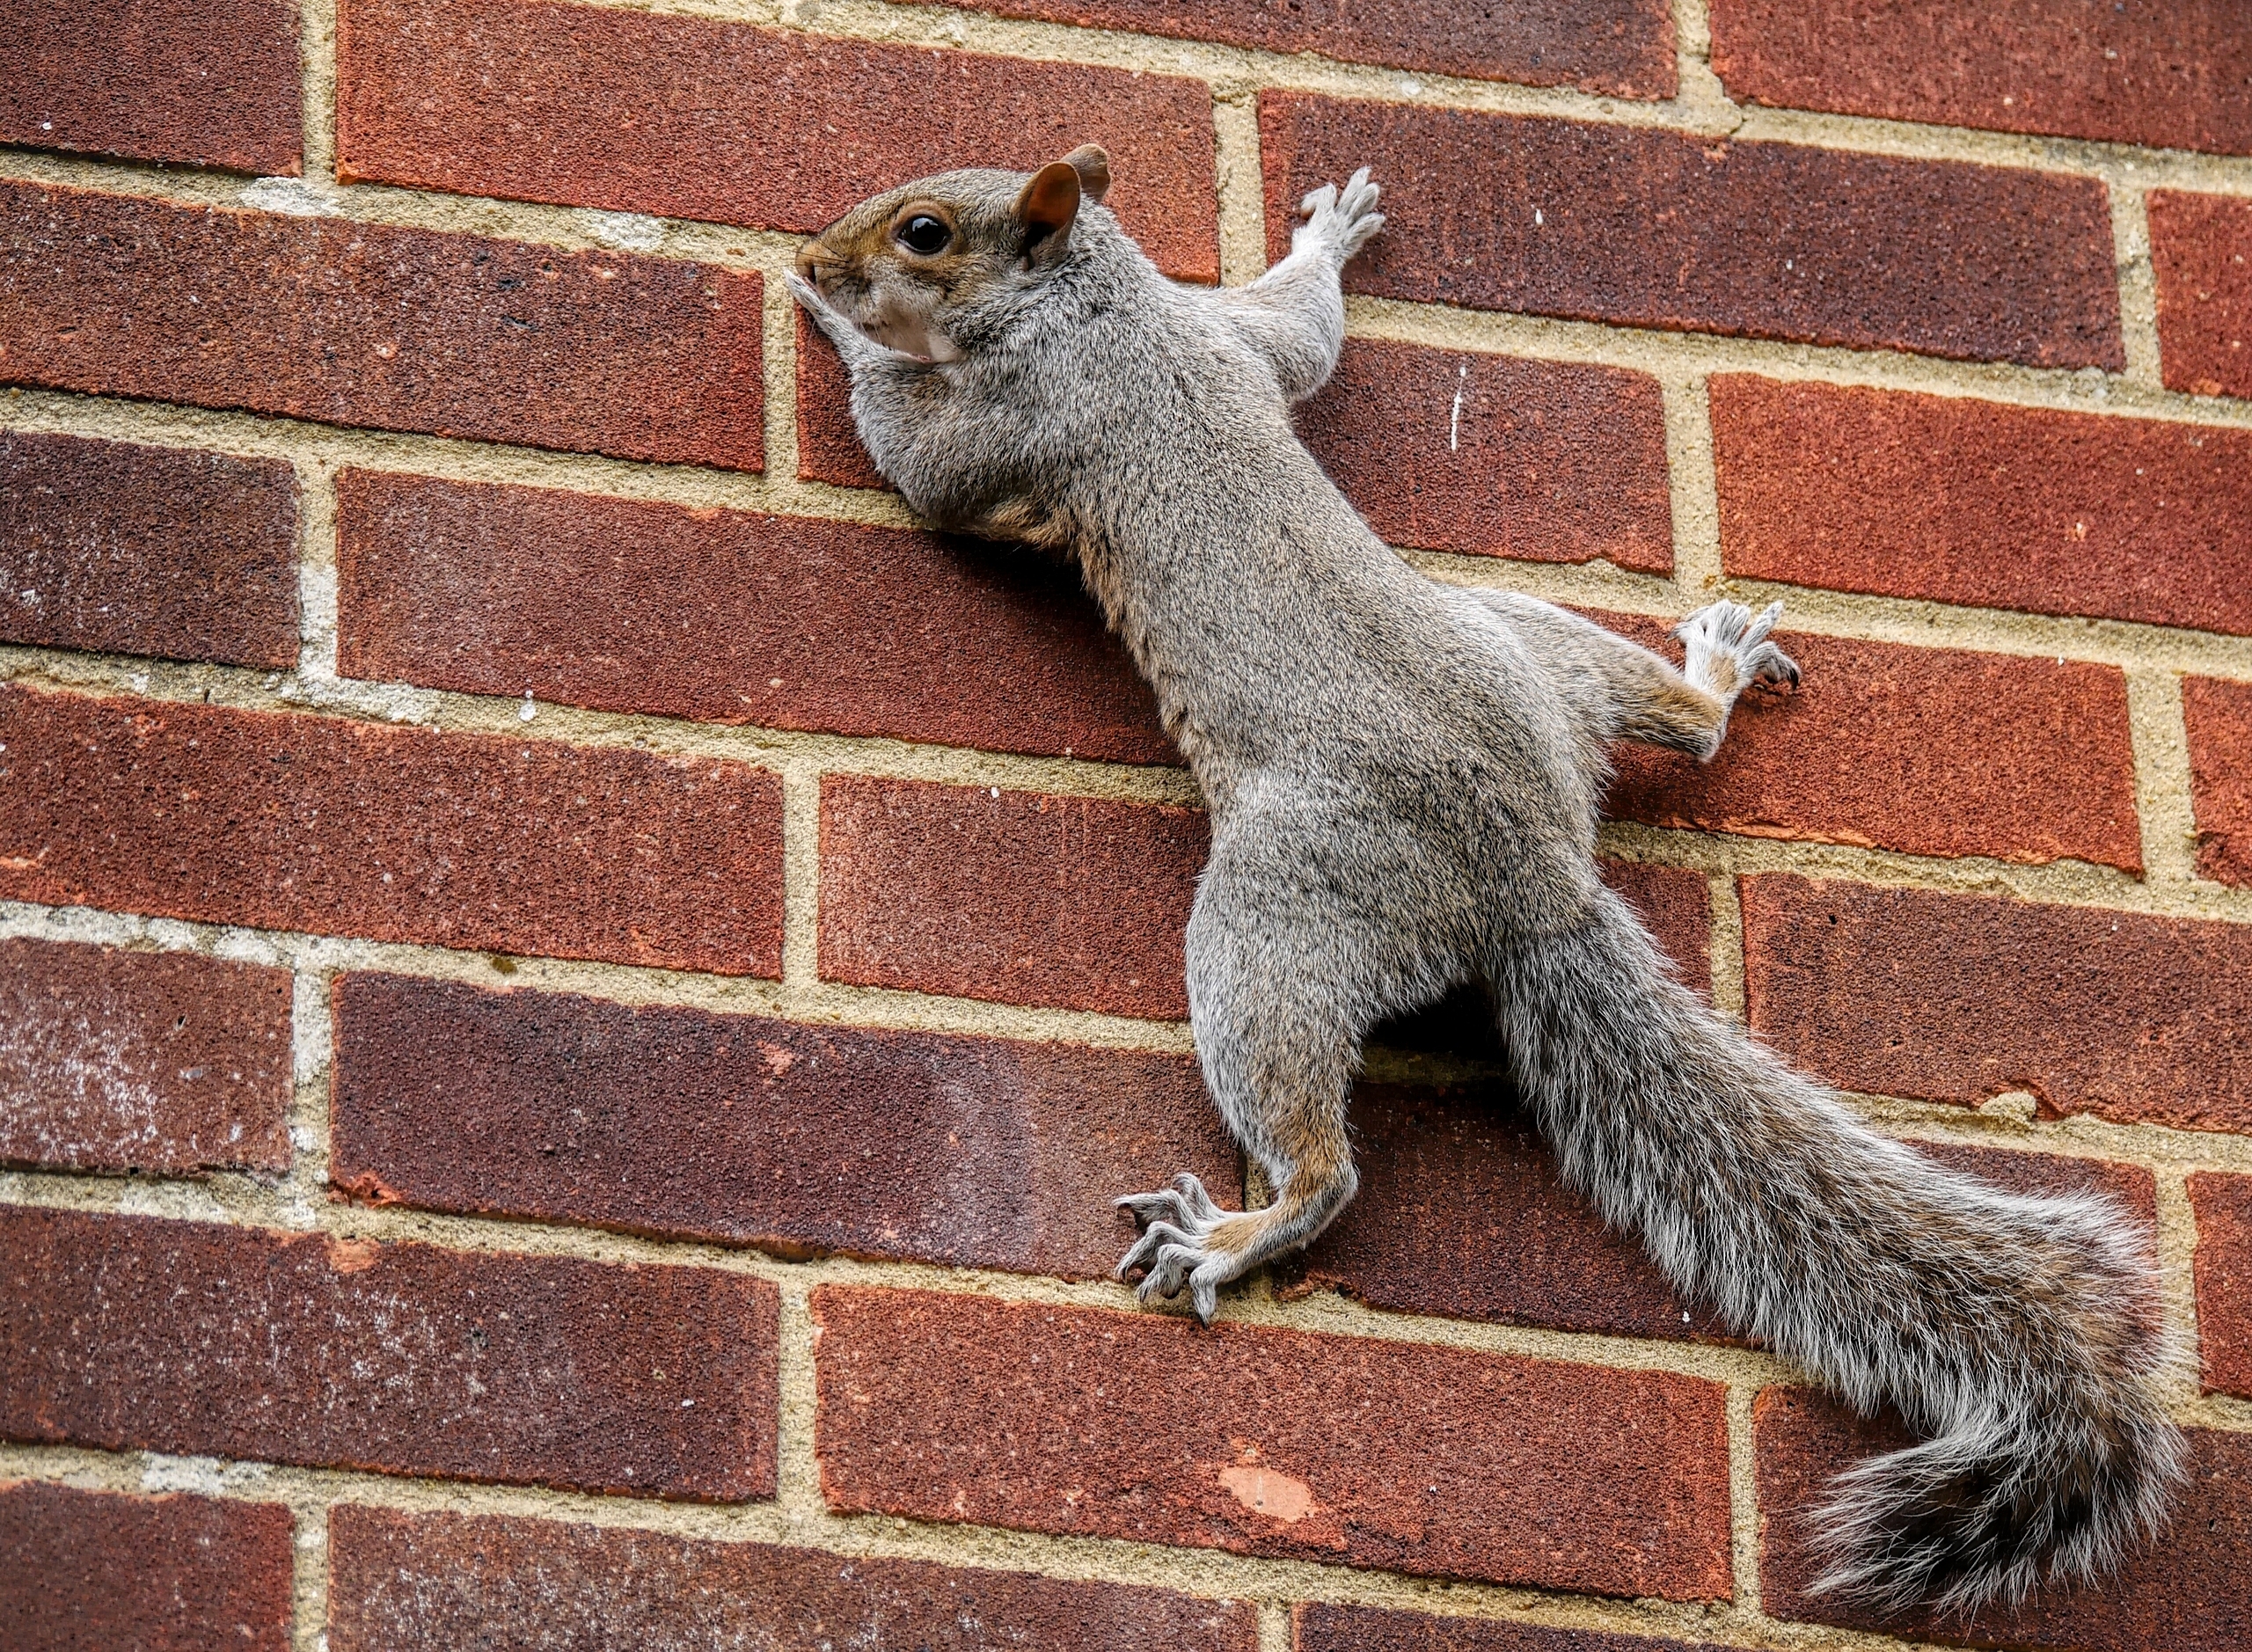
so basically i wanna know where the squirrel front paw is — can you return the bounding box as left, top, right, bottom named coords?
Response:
left=1296, top=166, right=1385, bottom=265
left=1675, top=598, right=1802, bottom=700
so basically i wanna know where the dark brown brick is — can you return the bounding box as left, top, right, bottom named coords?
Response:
left=1605, top=624, right=2142, bottom=872
left=2152, top=190, right=2252, bottom=401
left=1711, top=0, right=2252, bottom=157
left=1297, top=1604, right=1727, bottom=1652
left=337, top=0, right=1218, bottom=283
left=1713, top=376, right=2252, bottom=635
left=1298, top=340, right=1673, bottom=572
left=1741, top=875, right=2252, bottom=1133
left=1756, top=1386, right=2252, bottom=1647
left=797, top=312, right=887, bottom=490
left=2188, top=676, right=2252, bottom=886
left=820, top=776, right=1204, bottom=1019
left=896, top=0, right=1676, bottom=97
left=0, top=430, right=300, bottom=667
left=0, top=180, right=762, bottom=469
left=0, top=1480, right=293, bottom=1652
left=0, top=1206, right=777, bottom=1500
left=329, top=1504, right=1257, bottom=1652
left=1261, top=93, right=2122, bottom=369
left=0, top=938, right=291, bottom=1175
left=0, top=685, right=783, bottom=976
left=814, top=1286, right=1733, bottom=1599
left=0, top=0, right=302, bottom=175
left=2189, top=1172, right=2252, bottom=1400
left=331, top=970, right=1239, bottom=1278
left=335, top=470, right=1173, bottom=765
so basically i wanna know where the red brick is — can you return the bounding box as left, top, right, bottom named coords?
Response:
left=1755, top=1386, right=2252, bottom=1647
left=0, top=685, right=783, bottom=976
left=0, top=938, right=291, bottom=1175
left=1298, top=340, right=1673, bottom=572
left=329, top=1504, right=1257, bottom=1652
left=0, top=0, right=301, bottom=175
left=1712, top=0, right=2252, bottom=157
left=2188, top=676, right=2252, bottom=885
left=0, top=430, right=300, bottom=667
left=1741, top=875, right=2252, bottom=1133
left=896, top=0, right=1675, bottom=97
left=1713, top=376, right=2252, bottom=635
left=1261, top=93, right=2122, bottom=369
left=331, top=970, right=1239, bottom=1278
left=1605, top=623, right=2141, bottom=871
left=2189, top=1172, right=2252, bottom=1400
left=0, top=1480, right=293, bottom=1652
left=336, top=0, right=1218, bottom=283
left=2152, top=190, right=2252, bottom=401
left=1297, top=1604, right=1726, bottom=1652
left=0, top=1206, right=777, bottom=1500
left=797, top=313, right=888, bottom=490
left=813, top=1286, right=1733, bottom=1599
left=335, top=470, right=1173, bottom=765
left=0, top=180, right=762, bottom=469
left=820, top=776, right=1204, bottom=1019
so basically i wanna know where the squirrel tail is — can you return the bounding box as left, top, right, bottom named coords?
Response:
left=1489, top=888, right=2183, bottom=1612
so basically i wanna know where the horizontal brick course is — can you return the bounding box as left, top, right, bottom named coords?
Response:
left=2151, top=190, right=2252, bottom=401
left=0, top=938, right=292, bottom=1175
left=1298, top=340, right=1673, bottom=572
left=335, top=470, right=1172, bottom=764
left=0, top=685, right=783, bottom=976
left=1741, top=875, right=2252, bottom=1132
left=0, top=180, right=763, bottom=469
left=2186, top=676, right=2252, bottom=886
left=1260, top=93, right=2122, bottom=369
left=0, top=0, right=302, bottom=175
left=0, top=430, right=301, bottom=667
left=1710, top=0, right=2252, bottom=157
left=813, top=1285, right=1733, bottom=1599
left=0, top=1480, right=294, bottom=1652
left=820, top=775, right=1204, bottom=1019
left=337, top=0, right=1218, bottom=282
left=1297, top=1604, right=1725, bottom=1652
left=1712, top=376, right=2252, bottom=636
left=2189, top=1172, right=2252, bottom=1400
left=0, top=1206, right=778, bottom=1499
left=331, top=970, right=1239, bottom=1277
left=1755, top=1387, right=2252, bottom=1647
left=329, top=1504, right=1258, bottom=1652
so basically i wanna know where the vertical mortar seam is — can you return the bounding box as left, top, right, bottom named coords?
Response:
left=2123, top=668, right=2200, bottom=888
left=1725, top=1380, right=1764, bottom=1615
left=1661, top=374, right=1723, bottom=595
left=299, top=0, right=339, bottom=182
left=290, top=1498, right=331, bottom=1652
left=779, top=763, right=825, bottom=990
left=1707, top=871, right=1747, bottom=1020
left=2110, top=184, right=2164, bottom=386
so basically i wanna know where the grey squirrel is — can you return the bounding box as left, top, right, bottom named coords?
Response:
left=788, top=147, right=2182, bottom=1613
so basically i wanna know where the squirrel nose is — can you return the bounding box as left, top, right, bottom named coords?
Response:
left=794, top=242, right=836, bottom=290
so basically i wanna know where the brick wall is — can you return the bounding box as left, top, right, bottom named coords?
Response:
left=2, top=2, right=2249, bottom=1648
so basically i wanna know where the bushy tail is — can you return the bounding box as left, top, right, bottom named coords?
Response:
left=1491, top=888, right=2183, bottom=1613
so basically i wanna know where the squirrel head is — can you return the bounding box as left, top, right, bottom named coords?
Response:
left=794, top=144, right=1112, bottom=362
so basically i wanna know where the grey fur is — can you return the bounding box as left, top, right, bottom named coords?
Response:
left=789, top=161, right=2183, bottom=1613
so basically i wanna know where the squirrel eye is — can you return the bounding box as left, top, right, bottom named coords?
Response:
left=896, top=215, right=951, bottom=255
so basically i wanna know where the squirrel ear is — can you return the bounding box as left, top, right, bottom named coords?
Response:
left=1014, top=160, right=1083, bottom=267
left=1062, top=143, right=1111, bottom=204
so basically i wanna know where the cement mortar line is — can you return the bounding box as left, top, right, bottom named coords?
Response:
left=300, top=0, right=339, bottom=183
left=2109, top=185, right=2165, bottom=388
left=1210, top=90, right=1269, bottom=289
left=1704, top=872, right=1748, bottom=1020
left=1723, top=1383, right=1764, bottom=1614
left=290, top=1502, right=329, bottom=1652
left=1670, top=0, right=1733, bottom=130
left=1658, top=375, right=1724, bottom=596
left=2151, top=1167, right=2209, bottom=1409
left=2123, top=669, right=2204, bottom=888
left=0, top=1443, right=1966, bottom=1652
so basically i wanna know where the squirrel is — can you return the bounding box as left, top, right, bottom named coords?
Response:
left=788, top=145, right=2183, bottom=1614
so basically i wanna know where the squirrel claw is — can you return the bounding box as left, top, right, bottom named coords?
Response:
left=1115, top=1173, right=1232, bottom=1325
left=1297, top=166, right=1384, bottom=263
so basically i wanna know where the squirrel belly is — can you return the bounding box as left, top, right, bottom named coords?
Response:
left=788, top=150, right=2183, bottom=1612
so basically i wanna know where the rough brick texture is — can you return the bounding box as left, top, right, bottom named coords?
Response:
left=0, top=1206, right=779, bottom=1499
left=335, top=470, right=1172, bottom=764
left=0, top=686, right=783, bottom=975
left=1298, top=1605, right=1726, bottom=1652
left=337, top=0, right=1218, bottom=283
left=0, top=180, right=763, bottom=469
left=331, top=970, right=1239, bottom=1277
left=796, top=316, right=889, bottom=490
left=1742, top=875, right=2252, bottom=1132
left=2151, top=189, right=2252, bottom=401
left=1712, top=376, right=2252, bottom=636
left=1261, top=93, right=2122, bottom=368
left=0, top=0, right=302, bottom=175
left=0, top=430, right=300, bottom=667
left=329, top=1504, right=1258, bottom=1652
left=813, top=1286, right=1733, bottom=1599
left=2189, top=1172, right=2252, bottom=1400
left=0, top=938, right=291, bottom=1175
left=821, top=776, right=1205, bottom=1019
left=1756, top=1388, right=2252, bottom=1648
left=2187, top=676, right=2252, bottom=885
left=1710, top=0, right=2252, bottom=157
left=0, top=1480, right=294, bottom=1652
